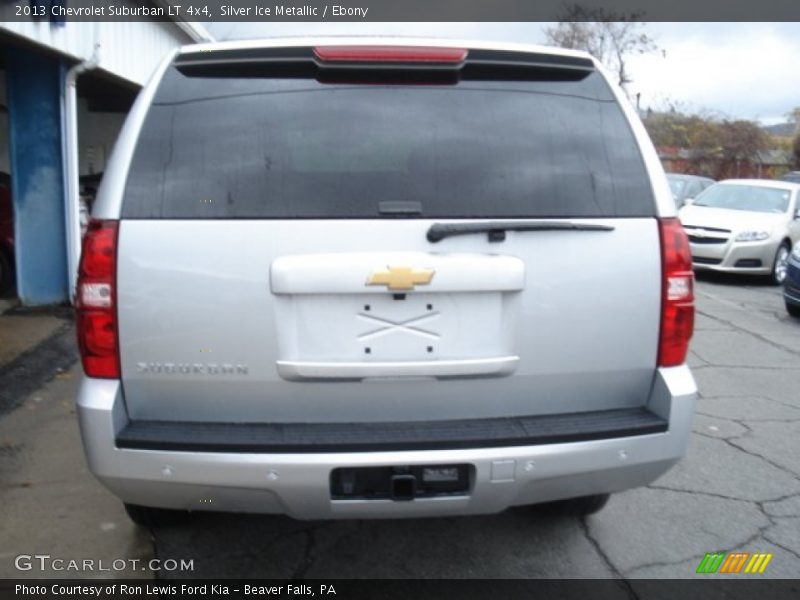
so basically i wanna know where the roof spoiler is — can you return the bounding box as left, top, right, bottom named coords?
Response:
left=174, top=45, right=595, bottom=83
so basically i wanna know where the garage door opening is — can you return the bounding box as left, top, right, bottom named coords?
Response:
left=75, top=70, right=136, bottom=228
left=0, top=58, right=16, bottom=301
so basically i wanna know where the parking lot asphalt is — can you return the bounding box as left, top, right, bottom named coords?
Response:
left=0, top=308, right=151, bottom=579
left=1, top=275, right=799, bottom=580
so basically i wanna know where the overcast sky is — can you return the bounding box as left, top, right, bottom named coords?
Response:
left=205, top=22, right=800, bottom=125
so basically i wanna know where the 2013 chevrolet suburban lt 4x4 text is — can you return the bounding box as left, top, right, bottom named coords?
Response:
left=75, top=38, right=697, bottom=527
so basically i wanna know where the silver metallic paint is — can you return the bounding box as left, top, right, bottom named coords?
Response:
left=116, top=219, right=661, bottom=422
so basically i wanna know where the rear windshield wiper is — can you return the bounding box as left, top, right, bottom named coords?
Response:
left=426, top=220, right=615, bottom=243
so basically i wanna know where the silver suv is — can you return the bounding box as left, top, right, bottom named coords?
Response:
left=75, top=38, right=697, bottom=526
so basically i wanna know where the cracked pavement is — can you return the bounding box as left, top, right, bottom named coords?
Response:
left=148, top=273, right=800, bottom=579
left=2, top=274, right=798, bottom=579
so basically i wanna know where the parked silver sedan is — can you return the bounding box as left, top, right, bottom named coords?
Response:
left=679, top=179, right=800, bottom=285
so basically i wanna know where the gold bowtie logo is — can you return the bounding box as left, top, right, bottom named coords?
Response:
left=366, top=265, right=435, bottom=291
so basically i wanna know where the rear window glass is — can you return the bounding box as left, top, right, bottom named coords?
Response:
left=122, top=63, right=655, bottom=219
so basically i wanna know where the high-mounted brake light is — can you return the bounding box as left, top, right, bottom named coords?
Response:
left=76, top=219, right=120, bottom=379
left=313, top=46, right=468, bottom=63
left=658, top=218, right=695, bottom=367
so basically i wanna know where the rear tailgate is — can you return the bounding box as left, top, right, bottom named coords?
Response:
left=114, top=45, right=661, bottom=424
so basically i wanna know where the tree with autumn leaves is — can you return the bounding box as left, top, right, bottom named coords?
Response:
left=642, top=111, right=774, bottom=179
left=545, top=8, right=794, bottom=177
left=789, top=108, right=800, bottom=168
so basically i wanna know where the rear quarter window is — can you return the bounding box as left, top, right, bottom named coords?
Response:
left=122, top=56, right=655, bottom=219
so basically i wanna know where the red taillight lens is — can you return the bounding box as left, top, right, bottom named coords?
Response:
left=76, top=220, right=119, bottom=378
left=313, top=46, right=467, bottom=63
left=76, top=311, right=118, bottom=378
left=80, top=221, right=116, bottom=278
left=658, top=218, right=695, bottom=367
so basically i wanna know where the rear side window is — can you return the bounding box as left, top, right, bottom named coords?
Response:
left=122, top=57, right=655, bottom=219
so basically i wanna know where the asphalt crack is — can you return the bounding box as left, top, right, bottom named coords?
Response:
left=646, top=484, right=754, bottom=504
left=696, top=308, right=800, bottom=358
left=762, top=493, right=800, bottom=520
left=761, top=535, right=800, bottom=562
left=694, top=410, right=800, bottom=424
left=632, top=483, right=799, bottom=575
left=625, top=523, right=771, bottom=577
left=698, top=394, right=800, bottom=413
left=723, top=436, right=800, bottom=481
left=579, top=518, right=639, bottom=598
left=291, top=523, right=330, bottom=580
left=693, top=365, right=800, bottom=371
left=689, top=419, right=800, bottom=482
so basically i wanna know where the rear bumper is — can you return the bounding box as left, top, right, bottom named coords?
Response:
left=76, top=367, right=696, bottom=519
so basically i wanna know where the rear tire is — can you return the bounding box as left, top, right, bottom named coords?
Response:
left=787, top=302, right=800, bottom=318
left=124, top=503, right=192, bottom=528
left=770, top=243, right=791, bottom=286
left=533, top=493, right=611, bottom=516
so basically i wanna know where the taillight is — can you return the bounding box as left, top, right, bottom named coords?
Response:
left=658, top=218, right=695, bottom=367
left=76, top=219, right=120, bottom=378
left=313, top=46, right=467, bottom=63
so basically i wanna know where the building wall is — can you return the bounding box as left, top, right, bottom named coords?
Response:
left=0, top=19, right=193, bottom=86
left=5, top=51, right=69, bottom=304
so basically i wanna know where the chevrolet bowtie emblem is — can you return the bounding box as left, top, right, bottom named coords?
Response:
left=366, top=265, right=435, bottom=291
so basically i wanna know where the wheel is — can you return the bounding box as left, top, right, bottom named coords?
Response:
left=770, top=243, right=791, bottom=286
left=533, top=493, right=611, bottom=517
left=0, top=249, right=13, bottom=296
left=787, top=302, right=800, bottom=318
left=124, top=503, right=192, bottom=528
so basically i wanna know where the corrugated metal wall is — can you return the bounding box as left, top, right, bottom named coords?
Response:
left=0, top=19, right=192, bottom=86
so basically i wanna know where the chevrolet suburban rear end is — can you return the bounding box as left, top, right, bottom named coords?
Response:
left=75, top=38, right=697, bottom=525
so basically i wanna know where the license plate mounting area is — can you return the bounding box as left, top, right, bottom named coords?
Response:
left=330, top=464, right=473, bottom=501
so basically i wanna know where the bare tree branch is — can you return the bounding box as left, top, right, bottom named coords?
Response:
left=544, top=4, right=656, bottom=92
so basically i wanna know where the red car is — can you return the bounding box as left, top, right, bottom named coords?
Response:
left=0, top=172, right=14, bottom=294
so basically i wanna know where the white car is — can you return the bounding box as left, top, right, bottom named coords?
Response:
left=679, top=179, right=800, bottom=285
